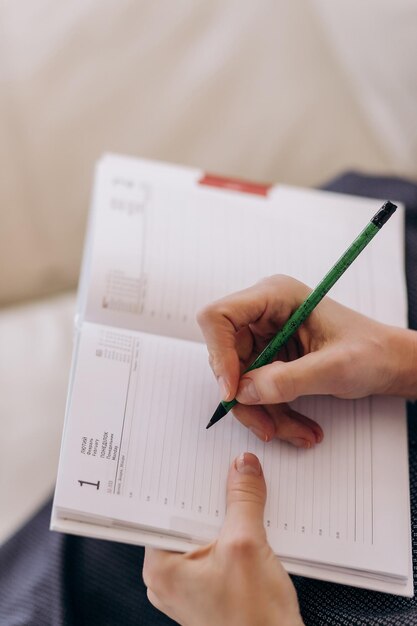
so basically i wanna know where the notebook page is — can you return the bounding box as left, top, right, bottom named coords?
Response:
left=54, top=323, right=409, bottom=580
left=82, top=155, right=406, bottom=341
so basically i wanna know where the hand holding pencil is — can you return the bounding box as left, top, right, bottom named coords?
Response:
left=198, top=273, right=410, bottom=447
left=197, top=202, right=416, bottom=447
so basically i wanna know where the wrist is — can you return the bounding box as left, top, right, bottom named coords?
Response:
left=385, top=327, right=417, bottom=399
left=243, top=612, right=303, bottom=626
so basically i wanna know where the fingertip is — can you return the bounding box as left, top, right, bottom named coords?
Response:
left=314, top=426, right=324, bottom=443
left=305, top=419, right=324, bottom=444
left=278, top=406, right=324, bottom=447
left=235, top=452, right=262, bottom=476
left=249, top=426, right=270, bottom=443
left=218, top=376, right=230, bottom=401
left=227, top=452, right=266, bottom=497
left=287, top=437, right=314, bottom=449
left=285, top=424, right=319, bottom=448
left=223, top=453, right=267, bottom=533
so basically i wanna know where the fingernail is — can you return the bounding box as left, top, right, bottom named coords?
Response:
left=250, top=426, right=269, bottom=443
left=235, top=452, right=261, bottom=476
left=288, top=437, right=311, bottom=449
left=315, top=429, right=324, bottom=443
left=218, top=376, right=229, bottom=400
left=237, top=378, right=259, bottom=403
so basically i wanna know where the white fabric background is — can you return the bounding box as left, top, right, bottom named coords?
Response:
left=1, top=0, right=416, bottom=306
left=0, top=294, right=74, bottom=542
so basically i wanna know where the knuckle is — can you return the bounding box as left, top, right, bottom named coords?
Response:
left=224, top=533, right=261, bottom=559
left=196, top=302, right=219, bottom=328
left=256, top=274, right=286, bottom=290
left=257, top=273, right=306, bottom=292
left=269, top=362, right=296, bottom=402
left=330, top=344, right=363, bottom=395
left=333, top=347, right=357, bottom=381
left=310, top=346, right=355, bottom=399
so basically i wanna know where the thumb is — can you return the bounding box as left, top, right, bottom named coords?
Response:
left=221, top=453, right=267, bottom=542
left=236, top=349, right=336, bottom=405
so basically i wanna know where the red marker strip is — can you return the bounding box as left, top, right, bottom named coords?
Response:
left=199, top=173, right=271, bottom=197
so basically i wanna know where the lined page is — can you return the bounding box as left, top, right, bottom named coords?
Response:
left=54, top=323, right=409, bottom=579
left=82, top=155, right=406, bottom=341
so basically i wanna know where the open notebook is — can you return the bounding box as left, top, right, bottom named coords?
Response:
left=51, top=154, right=412, bottom=596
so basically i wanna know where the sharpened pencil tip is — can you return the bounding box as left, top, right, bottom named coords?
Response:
left=206, top=402, right=228, bottom=429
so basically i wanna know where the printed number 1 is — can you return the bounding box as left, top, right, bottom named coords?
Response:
left=78, top=480, right=100, bottom=490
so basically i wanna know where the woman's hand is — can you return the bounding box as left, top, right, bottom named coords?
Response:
left=197, top=275, right=417, bottom=448
left=143, top=453, right=303, bottom=626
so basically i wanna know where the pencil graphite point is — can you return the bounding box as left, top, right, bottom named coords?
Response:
left=206, top=403, right=227, bottom=429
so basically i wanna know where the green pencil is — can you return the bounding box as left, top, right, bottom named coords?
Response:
left=206, top=200, right=397, bottom=429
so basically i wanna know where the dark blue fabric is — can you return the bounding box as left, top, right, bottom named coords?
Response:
left=323, top=173, right=417, bottom=331
left=293, top=173, right=417, bottom=625
left=0, top=172, right=416, bottom=625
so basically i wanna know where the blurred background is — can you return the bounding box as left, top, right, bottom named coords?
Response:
left=1, top=0, right=416, bottom=543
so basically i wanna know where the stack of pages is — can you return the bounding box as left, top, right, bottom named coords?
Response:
left=52, top=154, right=412, bottom=596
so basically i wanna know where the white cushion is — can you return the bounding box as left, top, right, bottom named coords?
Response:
left=0, top=293, right=75, bottom=543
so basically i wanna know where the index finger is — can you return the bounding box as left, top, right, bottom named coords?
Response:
left=196, top=275, right=308, bottom=399
left=197, top=285, right=264, bottom=400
